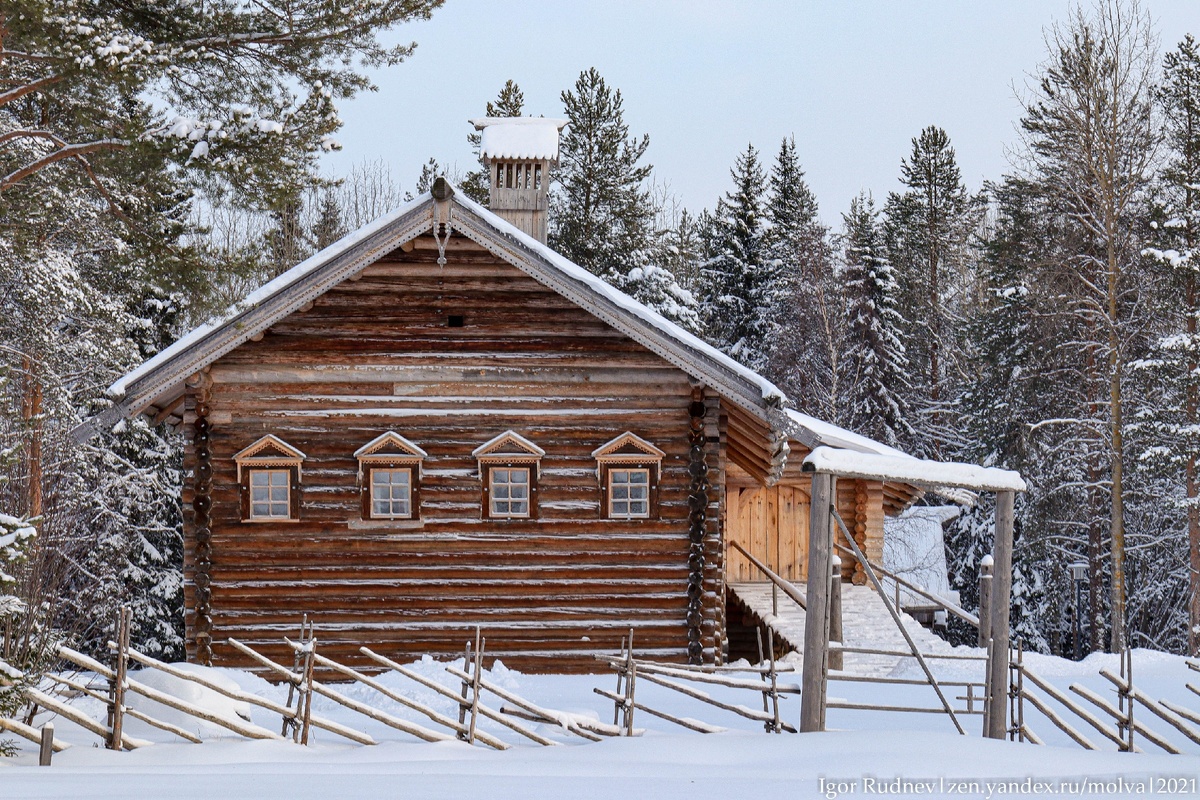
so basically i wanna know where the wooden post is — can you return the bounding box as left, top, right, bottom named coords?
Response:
left=986, top=490, right=1015, bottom=739
left=38, top=722, right=53, bottom=766
left=829, top=556, right=843, bottom=672
left=109, top=607, right=130, bottom=750
left=457, top=637, right=472, bottom=738
left=468, top=628, right=483, bottom=745
left=978, top=555, right=993, bottom=648
left=298, top=639, right=316, bottom=746
left=801, top=472, right=834, bottom=732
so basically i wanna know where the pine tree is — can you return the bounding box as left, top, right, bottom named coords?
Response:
left=839, top=192, right=912, bottom=447
left=462, top=80, right=525, bottom=205
left=312, top=189, right=347, bottom=251
left=699, top=144, right=771, bottom=369
left=551, top=69, right=697, bottom=329
left=884, top=126, right=982, bottom=458
left=415, top=158, right=443, bottom=195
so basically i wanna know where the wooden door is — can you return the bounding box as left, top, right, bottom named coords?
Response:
left=725, top=485, right=809, bottom=582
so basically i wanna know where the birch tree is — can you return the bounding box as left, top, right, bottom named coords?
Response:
left=1017, top=0, right=1159, bottom=651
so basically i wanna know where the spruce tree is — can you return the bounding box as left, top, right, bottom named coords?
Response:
left=462, top=80, right=526, bottom=205
left=764, top=137, right=838, bottom=416
left=699, top=144, right=771, bottom=369
left=840, top=192, right=912, bottom=447
left=1142, top=34, right=1200, bottom=655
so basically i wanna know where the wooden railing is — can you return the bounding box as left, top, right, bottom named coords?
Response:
left=728, top=539, right=806, bottom=610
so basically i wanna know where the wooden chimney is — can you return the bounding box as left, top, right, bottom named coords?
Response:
left=470, top=117, right=567, bottom=243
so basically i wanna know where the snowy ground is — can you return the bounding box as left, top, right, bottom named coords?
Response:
left=4, top=647, right=1200, bottom=799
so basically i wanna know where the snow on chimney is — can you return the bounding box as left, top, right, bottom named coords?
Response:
left=469, top=117, right=567, bottom=244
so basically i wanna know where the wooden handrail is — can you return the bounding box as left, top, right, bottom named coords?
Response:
left=834, top=542, right=979, bottom=627
left=728, top=540, right=806, bottom=610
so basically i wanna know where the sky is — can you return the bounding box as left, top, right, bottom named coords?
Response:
left=324, top=0, right=1197, bottom=226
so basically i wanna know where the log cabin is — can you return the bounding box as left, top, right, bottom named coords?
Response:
left=86, top=117, right=927, bottom=672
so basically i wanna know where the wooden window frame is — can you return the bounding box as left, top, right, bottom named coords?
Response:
left=355, top=432, right=427, bottom=524
left=593, top=433, right=665, bottom=521
left=486, top=465, right=534, bottom=519
left=234, top=435, right=306, bottom=523
left=364, top=465, right=418, bottom=520
left=606, top=466, right=652, bottom=519
left=246, top=468, right=296, bottom=520
left=473, top=431, right=544, bottom=521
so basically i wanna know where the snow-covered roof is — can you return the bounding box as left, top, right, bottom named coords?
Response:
left=470, top=117, right=568, bottom=161
left=802, top=446, right=1027, bottom=493
left=84, top=181, right=788, bottom=449
left=86, top=176, right=1023, bottom=501
left=781, top=409, right=910, bottom=458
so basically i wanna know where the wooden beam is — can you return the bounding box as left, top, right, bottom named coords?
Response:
left=986, top=490, right=1015, bottom=739
left=800, top=473, right=833, bottom=732
left=150, top=395, right=184, bottom=426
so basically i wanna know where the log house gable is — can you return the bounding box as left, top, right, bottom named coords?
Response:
left=89, top=179, right=926, bottom=498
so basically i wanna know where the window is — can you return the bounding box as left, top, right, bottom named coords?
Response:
left=355, top=432, right=426, bottom=522
left=249, top=470, right=291, bottom=519
left=234, top=435, right=306, bottom=522
left=489, top=467, right=531, bottom=518
left=593, top=432, right=664, bottom=521
left=370, top=468, right=413, bottom=519
left=473, top=431, right=544, bottom=520
left=608, top=468, right=651, bottom=518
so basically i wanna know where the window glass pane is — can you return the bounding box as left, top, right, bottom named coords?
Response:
left=371, top=468, right=412, bottom=518
left=490, top=467, right=530, bottom=517
left=249, top=470, right=292, bottom=519
left=609, top=468, right=650, bottom=518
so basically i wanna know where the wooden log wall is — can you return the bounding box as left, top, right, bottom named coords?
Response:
left=182, top=235, right=728, bottom=673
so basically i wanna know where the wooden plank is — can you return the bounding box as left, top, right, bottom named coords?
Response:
left=726, top=483, right=743, bottom=582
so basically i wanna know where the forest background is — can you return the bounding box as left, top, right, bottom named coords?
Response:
left=1, top=0, right=1198, bottom=724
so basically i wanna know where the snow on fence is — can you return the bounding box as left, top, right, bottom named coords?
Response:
left=7, top=607, right=1200, bottom=761
left=1008, top=646, right=1200, bottom=755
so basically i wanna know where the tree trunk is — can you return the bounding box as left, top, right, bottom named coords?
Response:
left=20, top=355, right=43, bottom=520
left=1107, top=236, right=1127, bottom=653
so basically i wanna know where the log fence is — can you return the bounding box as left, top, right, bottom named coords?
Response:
left=7, top=606, right=1200, bottom=760
left=1006, top=644, right=1200, bottom=755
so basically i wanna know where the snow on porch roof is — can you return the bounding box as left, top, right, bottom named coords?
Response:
left=802, top=446, right=1027, bottom=493
left=470, top=117, right=568, bottom=161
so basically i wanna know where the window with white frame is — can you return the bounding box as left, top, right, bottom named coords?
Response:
left=593, top=432, right=665, bottom=521
left=473, top=431, right=543, bottom=520
left=234, top=435, right=306, bottom=522
left=249, top=469, right=292, bottom=519
left=355, top=432, right=426, bottom=523
left=370, top=467, right=413, bottom=519
left=608, top=468, right=651, bottom=518
left=489, top=467, right=531, bottom=518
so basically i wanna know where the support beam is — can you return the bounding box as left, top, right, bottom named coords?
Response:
left=800, top=472, right=834, bottom=732
left=986, top=490, right=1015, bottom=739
